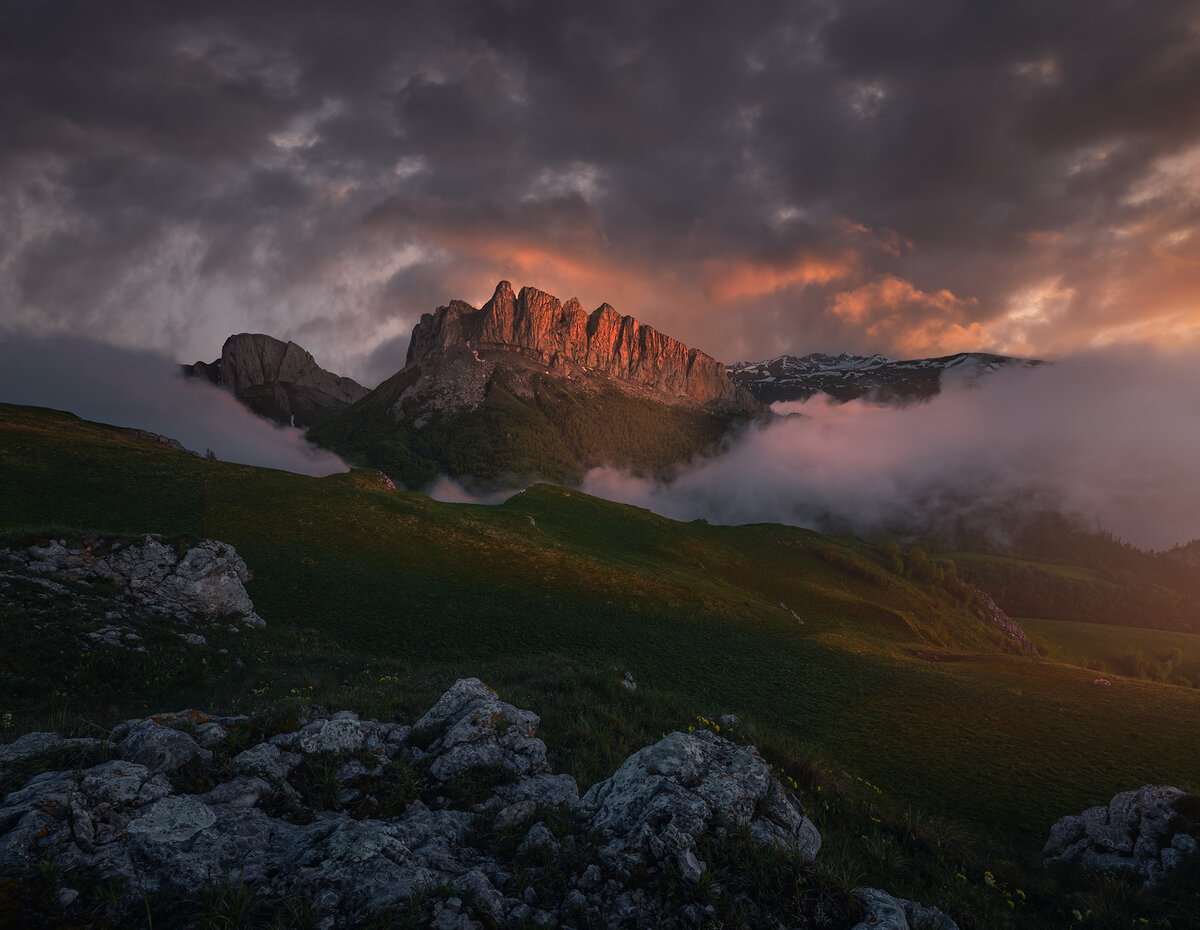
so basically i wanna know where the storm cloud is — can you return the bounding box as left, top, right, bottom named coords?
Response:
left=2, top=1, right=1199, bottom=382
left=583, top=344, right=1200, bottom=551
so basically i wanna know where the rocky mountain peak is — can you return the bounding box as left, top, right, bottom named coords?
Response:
left=185, top=333, right=367, bottom=428
left=406, top=281, right=755, bottom=410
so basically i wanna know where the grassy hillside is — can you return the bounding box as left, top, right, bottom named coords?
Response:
left=307, top=366, right=747, bottom=490
left=949, top=547, right=1200, bottom=634
left=1024, top=616, right=1200, bottom=688
left=3, top=403, right=1200, bottom=927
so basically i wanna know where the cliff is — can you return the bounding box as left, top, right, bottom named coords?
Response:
left=406, top=281, right=754, bottom=410
left=186, top=334, right=367, bottom=428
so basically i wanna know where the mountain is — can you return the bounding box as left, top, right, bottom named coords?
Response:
left=728, top=351, right=1040, bottom=405
left=405, top=280, right=751, bottom=409
left=186, top=333, right=368, bottom=428
left=308, top=281, right=762, bottom=489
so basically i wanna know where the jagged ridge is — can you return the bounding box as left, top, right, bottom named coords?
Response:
left=407, top=281, right=752, bottom=409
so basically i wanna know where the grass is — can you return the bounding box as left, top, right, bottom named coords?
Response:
left=1023, top=617, right=1200, bottom=688
left=3, top=402, right=1200, bottom=928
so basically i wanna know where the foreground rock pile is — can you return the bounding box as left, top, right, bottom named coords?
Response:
left=0, top=678, right=959, bottom=929
left=0, top=536, right=263, bottom=654
left=1044, top=784, right=1199, bottom=886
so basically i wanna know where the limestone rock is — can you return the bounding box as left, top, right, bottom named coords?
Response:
left=0, top=732, right=64, bottom=764
left=3, top=536, right=262, bottom=627
left=412, top=678, right=549, bottom=781
left=492, top=773, right=579, bottom=809
left=187, top=333, right=368, bottom=428
left=233, top=742, right=300, bottom=781
left=1044, top=785, right=1196, bottom=884
left=117, top=721, right=212, bottom=774
left=974, top=590, right=1039, bottom=655
left=0, top=680, right=855, bottom=928
left=852, top=887, right=959, bottom=930
left=405, top=281, right=757, bottom=411
left=578, top=729, right=821, bottom=872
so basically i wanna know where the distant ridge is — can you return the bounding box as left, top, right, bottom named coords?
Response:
left=728, top=351, right=1040, bottom=405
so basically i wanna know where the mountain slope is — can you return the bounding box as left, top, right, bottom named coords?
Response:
left=3, top=400, right=1200, bottom=855
left=186, top=333, right=368, bottom=428
left=729, top=351, right=1039, bottom=405
left=310, top=282, right=763, bottom=489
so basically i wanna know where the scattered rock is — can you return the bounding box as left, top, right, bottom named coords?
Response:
left=1, top=536, right=264, bottom=635
left=234, top=742, right=300, bottom=781
left=493, top=800, right=536, bottom=832
left=974, top=590, right=1039, bottom=656
left=1044, top=785, right=1198, bottom=885
left=0, top=679, right=850, bottom=928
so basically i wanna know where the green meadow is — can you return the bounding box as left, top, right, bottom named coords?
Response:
left=1024, top=616, right=1200, bottom=688
left=3, top=402, right=1200, bottom=927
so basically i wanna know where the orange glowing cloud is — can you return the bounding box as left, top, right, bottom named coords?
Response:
left=828, top=275, right=990, bottom=357
left=702, top=255, right=855, bottom=302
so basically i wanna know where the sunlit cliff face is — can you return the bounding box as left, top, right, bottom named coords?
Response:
left=2, top=2, right=1199, bottom=384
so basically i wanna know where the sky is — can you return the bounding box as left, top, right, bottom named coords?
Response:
left=3, top=1, right=1199, bottom=386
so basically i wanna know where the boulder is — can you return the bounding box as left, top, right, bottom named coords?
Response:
left=578, top=729, right=821, bottom=875
left=117, top=720, right=212, bottom=774
left=852, top=887, right=959, bottom=930
left=1044, top=785, right=1196, bottom=885
left=412, top=678, right=549, bottom=781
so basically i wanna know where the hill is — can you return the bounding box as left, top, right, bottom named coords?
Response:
left=3, top=403, right=1198, bottom=831
left=3, top=402, right=1200, bottom=927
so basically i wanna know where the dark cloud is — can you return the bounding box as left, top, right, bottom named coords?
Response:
left=2, top=0, right=1199, bottom=380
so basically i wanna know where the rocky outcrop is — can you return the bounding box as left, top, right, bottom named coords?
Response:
left=1044, top=785, right=1198, bottom=885
left=579, top=729, right=821, bottom=881
left=186, top=333, right=367, bottom=428
left=851, top=887, right=959, bottom=930
left=406, top=281, right=756, bottom=410
left=974, top=590, right=1039, bottom=656
left=407, top=677, right=550, bottom=781
left=3, top=536, right=263, bottom=627
left=0, top=679, right=860, bottom=929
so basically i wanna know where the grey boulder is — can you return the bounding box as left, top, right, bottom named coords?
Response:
left=578, top=729, right=821, bottom=876
left=1044, top=785, right=1196, bottom=885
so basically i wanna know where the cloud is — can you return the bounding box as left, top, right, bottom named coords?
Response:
left=582, top=343, right=1200, bottom=550
left=2, top=1, right=1200, bottom=375
left=827, top=275, right=989, bottom=357
left=0, top=336, right=348, bottom=477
